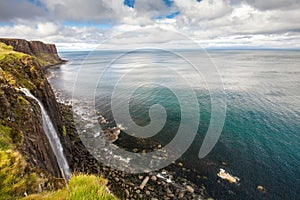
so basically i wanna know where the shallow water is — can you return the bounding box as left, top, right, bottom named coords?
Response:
left=49, top=49, right=300, bottom=199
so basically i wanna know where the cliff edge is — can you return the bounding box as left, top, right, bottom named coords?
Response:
left=0, top=40, right=104, bottom=199
left=0, top=41, right=68, bottom=198
left=0, top=38, right=66, bottom=67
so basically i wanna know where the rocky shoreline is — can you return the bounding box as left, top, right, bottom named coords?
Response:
left=58, top=101, right=212, bottom=200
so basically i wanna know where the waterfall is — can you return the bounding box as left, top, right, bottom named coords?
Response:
left=19, top=88, right=71, bottom=180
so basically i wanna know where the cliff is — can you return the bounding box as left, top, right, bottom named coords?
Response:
left=0, top=42, right=68, bottom=197
left=0, top=38, right=66, bottom=67
left=0, top=40, right=102, bottom=198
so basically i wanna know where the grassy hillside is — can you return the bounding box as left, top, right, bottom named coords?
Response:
left=0, top=42, right=116, bottom=200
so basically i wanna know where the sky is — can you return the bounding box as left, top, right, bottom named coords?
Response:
left=0, top=0, right=300, bottom=50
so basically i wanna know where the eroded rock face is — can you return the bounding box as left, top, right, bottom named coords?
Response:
left=0, top=40, right=74, bottom=180
left=0, top=55, right=62, bottom=177
left=0, top=39, right=100, bottom=180
left=0, top=38, right=65, bottom=67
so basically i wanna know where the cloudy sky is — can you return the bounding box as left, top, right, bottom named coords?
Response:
left=0, top=0, right=300, bottom=50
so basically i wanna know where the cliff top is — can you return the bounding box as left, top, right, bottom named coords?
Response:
left=0, top=38, right=65, bottom=67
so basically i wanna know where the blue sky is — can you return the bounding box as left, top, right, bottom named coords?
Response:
left=0, top=0, right=300, bottom=50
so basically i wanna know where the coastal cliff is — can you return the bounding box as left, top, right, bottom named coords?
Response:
left=0, top=40, right=114, bottom=199
left=0, top=41, right=65, bottom=196
left=0, top=38, right=65, bottom=67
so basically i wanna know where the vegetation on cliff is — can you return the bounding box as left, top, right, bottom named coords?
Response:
left=0, top=42, right=115, bottom=199
left=0, top=39, right=65, bottom=67
left=0, top=42, right=62, bottom=199
left=23, top=174, right=115, bottom=200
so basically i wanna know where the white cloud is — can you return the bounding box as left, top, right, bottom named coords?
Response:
left=174, top=0, right=233, bottom=23
left=240, top=0, right=300, bottom=10
left=0, top=0, right=300, bottom=49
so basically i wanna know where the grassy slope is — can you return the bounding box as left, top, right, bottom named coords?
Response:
left=0, top=42, right=116, bottom=200
left=23, top=174, right=115, bottom=200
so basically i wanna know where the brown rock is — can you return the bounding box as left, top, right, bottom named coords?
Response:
left=151, top=175, right=157, bottom=181
left=178, top=191, right=185, bottom=198
left=186, top=185, right=194, bottom=193
left=257, top=185, right=267, bottom=193
left=140, top=176, right=149, bottom=189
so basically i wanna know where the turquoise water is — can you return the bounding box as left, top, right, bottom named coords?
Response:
left=49, top=50, right=300, bottom=199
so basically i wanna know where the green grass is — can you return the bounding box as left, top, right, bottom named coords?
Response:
left=23, top=174, right=116, bottom=200
left=62, top=126, right=67, bottom=137
left=0, top=150, right=40, bottom=200
left=0, top=42, right=42, bottom=91
left=0, top=43, right=26, bottom=61
left=0, top=124, right=13, bottom=150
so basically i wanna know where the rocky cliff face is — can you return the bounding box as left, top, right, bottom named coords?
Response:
left=0, top=50, right=63, bottom=177
left=0, top=38, right=65, bottom=67
left=0, top=41, right=103, bottom=198
left=0, top=40, right=75, bottom=181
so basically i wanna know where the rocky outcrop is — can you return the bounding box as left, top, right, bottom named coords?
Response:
left=0, top=53, right=63, bottom=177
left=0, top=38, right=66, bottom=67
left=0, top=40, right=72, bottom=179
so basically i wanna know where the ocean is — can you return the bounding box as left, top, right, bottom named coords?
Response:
left=48, top=49, right=300, bottom=199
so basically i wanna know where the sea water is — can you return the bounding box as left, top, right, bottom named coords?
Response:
left=48, top=49, right=300, bottom=199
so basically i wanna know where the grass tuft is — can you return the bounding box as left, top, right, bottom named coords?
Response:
left=23, top=174, right=116, bottom=200
left=0, top=150, right=39, bottom=200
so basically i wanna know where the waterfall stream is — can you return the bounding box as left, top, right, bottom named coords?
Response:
left=20, top=88, right=71, bottom=180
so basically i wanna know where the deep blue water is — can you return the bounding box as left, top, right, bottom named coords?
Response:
left=49, top=50, right=300, bottom=199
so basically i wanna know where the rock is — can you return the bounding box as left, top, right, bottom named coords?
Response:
left=186, top=185, right=194, bottom=193
left=178, top=191, right=185, bottom=198
left=100, top=117, right=107, bottom=124
left=136, top=189, right=141, bottom=194
left=125, top=189, right=130, bottom=197
left=128, top=182, right=135, bottom=187
left=217, top=168, right=239, bottom=184
left=166, top=188, right=172, bottom=194
left=148, top=186, right=154, bottom=191
left=178, top=162, right=183, bottom=167
left=140, top=176, right=149, bottom=189
left=151, top=198, right=158, bottom=200
left=221, top=161, right=227, bottom=166
left=167, top=193, right=175, bottom=198
left=138, top=175, right=144, bottom=180
left=145, top=190, right=151, bottom=195
left=151, top=175, right=157, bottom=181
left=257, top=185, right=267, bottom=193
left=38, top=183, right=42, bottom=193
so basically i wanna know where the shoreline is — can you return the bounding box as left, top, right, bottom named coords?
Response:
left=57, top=99, right=211, bottom=199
